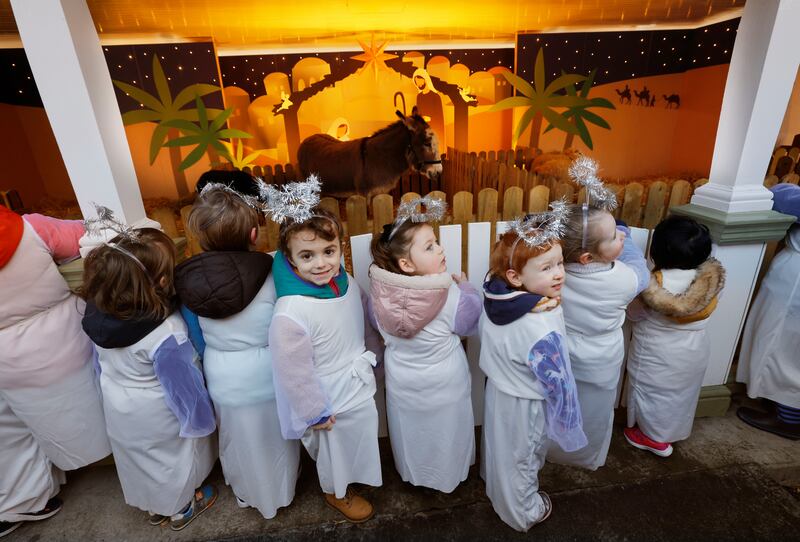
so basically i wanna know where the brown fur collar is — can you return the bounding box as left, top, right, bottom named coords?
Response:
left=640, top=258, right=725, bottom=319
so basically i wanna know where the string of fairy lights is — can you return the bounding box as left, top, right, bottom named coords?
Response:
left=0, top=17, right=738, bottom=110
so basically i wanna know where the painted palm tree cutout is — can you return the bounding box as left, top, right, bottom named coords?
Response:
left=489, top=48, right=590, bottom=149
left=544, top=69, right=615, bottom=150
left=112, top=56, right=222, bottom=165
left=222, top=138, right=266, bottom=169
left=163, top=96, right=253, bottom=170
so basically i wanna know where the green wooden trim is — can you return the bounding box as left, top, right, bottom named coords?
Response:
left=670, top=204, right=794, bottom=245
left=695, top=384, right=732, bottom=418
left=59, top=237, right=187, bottom=292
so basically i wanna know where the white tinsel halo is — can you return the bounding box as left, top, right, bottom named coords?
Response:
left=510, top=199, right=570, bottom=248
left=388, top=195, right=447, bottom=239
left=260, top=174, right=322, bottom=224
left=199, top=180, right=261, bottom=210
left=83, top=203, right=141, bottom=243
left=568, top=156, right=617, bottom=211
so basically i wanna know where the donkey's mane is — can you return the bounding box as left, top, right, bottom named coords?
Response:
left=367, top=116, right=428, bottom=139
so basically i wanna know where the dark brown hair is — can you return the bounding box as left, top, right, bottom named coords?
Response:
left=560, top=204, right=611, bottom=263
left=187, top=189, right=260, bottom=251
left=79, top=228, right=176, bottom=320
left=278, top=208, right=343, bottom=255
left=489, top=231, right=560, bottom=288
left=370, top=220, right=427, bottom=275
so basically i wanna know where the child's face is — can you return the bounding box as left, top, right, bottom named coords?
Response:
left=398, top=224, right=447, bottom=276
left=592, top=212, right=626, bottom=263
left=508, top=244, right=565, bottom=298
left=287, top=229, right=341, bottom=286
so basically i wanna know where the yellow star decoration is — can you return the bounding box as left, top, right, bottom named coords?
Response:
left=351, top=36, right=398, bottom=81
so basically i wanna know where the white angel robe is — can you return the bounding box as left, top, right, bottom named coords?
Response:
left=737, top=226, right=800, bottom=408
left=373, top=276, right=476, bottom=493
left=270, top=275, right=382, bottom=498
left=200, top=276, right=299, bottom=519
left=479, top=305, right=580, bottom=532
left=97, top=314, right=217, bottom=516
left=549, top=260, right=640, bottom=470
left=626, top=260, right=724, bottom=443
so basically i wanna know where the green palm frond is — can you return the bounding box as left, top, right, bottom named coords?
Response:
left=163, top=96, right=254, bottom=170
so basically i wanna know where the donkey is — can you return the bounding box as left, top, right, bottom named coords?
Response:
left=297, top=107, right=442, bottom=199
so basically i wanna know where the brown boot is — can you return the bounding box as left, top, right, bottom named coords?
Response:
left=323, top=489, right=374, bottom=523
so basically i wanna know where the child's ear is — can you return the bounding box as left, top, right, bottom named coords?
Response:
left=398, top=257, right=416, bottom=274
left=158, top=275, right=168, bottom=289
left=505, top=269, right=523, bottom=288
left=249, top=227, right=258, bottom=245
left=578, top=252, right=593, bottom=265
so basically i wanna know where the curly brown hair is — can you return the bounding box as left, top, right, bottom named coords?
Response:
left=278, top=208, right=343, bottom=255
left=79, top=228, right=176, bottom=320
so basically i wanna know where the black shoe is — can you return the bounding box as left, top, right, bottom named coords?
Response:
left=17, top=497, right=62, bottom=522
left=0, top=521, right=22, bottom=538
left=737, top=407, right=800, bottom=440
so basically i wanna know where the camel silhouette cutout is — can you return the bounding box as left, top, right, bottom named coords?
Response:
left=663, top=94, right=681, bottom=109
left=634, top=87, right=650, bottom=106
left=615, top=85, right=632, bottom=104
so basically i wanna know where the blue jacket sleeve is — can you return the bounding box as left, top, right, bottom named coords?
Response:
left=180, top=305, right=206, bottom=358
left=617, top=225, right=650, bottom=296
left=152, top=336, right=216, bottom=438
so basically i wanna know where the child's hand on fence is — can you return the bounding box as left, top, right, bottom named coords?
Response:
left=452, top=272, right=469, bottom=284
left=311, top=415, right=336, bottom=431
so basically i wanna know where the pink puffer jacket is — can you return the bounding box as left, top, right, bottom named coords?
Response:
left=368, top=264, right=452, bottom=339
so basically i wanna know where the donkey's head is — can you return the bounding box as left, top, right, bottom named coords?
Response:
left=396, top=107, right=442, bottom=179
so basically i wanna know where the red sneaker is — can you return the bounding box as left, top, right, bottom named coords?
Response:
left=623, top=426, right=673, bottom=457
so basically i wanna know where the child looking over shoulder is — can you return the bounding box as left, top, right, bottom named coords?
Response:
left=267, top=177, right=382, bottom=524
left=80, top=218, right=217, bottom=531
left=174, top=177, right=300, bottom=519
left=368, top=196, right=481, bottom=493
left=480, top=206, right=586, bottom=532
left=625, top=215, right=724, bottom=456
left=547, top=158, right=649, bottom=471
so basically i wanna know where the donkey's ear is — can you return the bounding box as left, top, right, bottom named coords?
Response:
left=411, top=105, right=419, bottom=116
left=395, top=110, right=406, bottom=120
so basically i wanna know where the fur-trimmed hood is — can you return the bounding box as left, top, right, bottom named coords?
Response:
left=640, top=258, right=725, bottom=323
left=369, top=264, right=451, bottom=338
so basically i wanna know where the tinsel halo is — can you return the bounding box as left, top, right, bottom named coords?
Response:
left=388, top=195, right=447, bottom=239
left=261, top=174, right=322, bottom=224
left=199, top=180, right=261, bottom=209
left=83, top=203, right=141, bottom=242
left=510, top=199, right=570, bottom=248
left=568, top=156, right=617, bottom=211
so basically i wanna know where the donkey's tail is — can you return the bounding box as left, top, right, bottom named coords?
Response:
left=393, top=92, right=406, bottom=116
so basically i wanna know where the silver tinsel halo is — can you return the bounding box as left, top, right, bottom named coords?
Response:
left=568, top=156, right=617, bottom=211
left=261, top=174, right=322, bottom=224
left=389, top=195, right=447, bottom=239
left=510, top=199, right=570, bottom=248
left=83, top=203, right=141, bottom=242
left=199, top=181, right=261, bottom=210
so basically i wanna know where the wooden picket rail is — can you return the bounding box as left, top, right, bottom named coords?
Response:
left=157, top=176, right=717, bottom=263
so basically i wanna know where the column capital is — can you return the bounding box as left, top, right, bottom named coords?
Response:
left=671, top=203, right=794, bottom=245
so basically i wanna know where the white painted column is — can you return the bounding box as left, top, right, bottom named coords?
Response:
left=691, top=0, right=800, bottom=213
left=676, top=0, right=800, bottom=397
left=11, top=0, right=145, bottom=224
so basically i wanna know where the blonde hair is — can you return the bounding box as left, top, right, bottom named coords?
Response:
left=79, top=228, right=176, bottom=320
left=560, top=204, right=611, bottom=263
left=187, top=189, right=260, bottom=252
left=489, top=231, right=560, bottom=288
